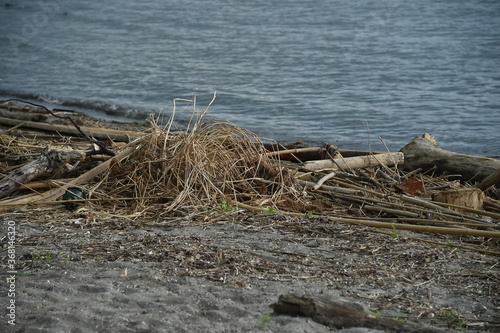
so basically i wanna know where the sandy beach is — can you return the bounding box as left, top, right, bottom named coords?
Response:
left=2, top=207, right=499, bottom=332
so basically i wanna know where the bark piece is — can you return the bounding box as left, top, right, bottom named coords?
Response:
left=432, top=188, right=485, bottom=212
left=400, top=133, right=500, bottom=186
left=271, top=294, right=445, bottom=333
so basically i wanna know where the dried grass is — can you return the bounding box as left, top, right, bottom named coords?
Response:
left=95, top=97, right=299, bottom=214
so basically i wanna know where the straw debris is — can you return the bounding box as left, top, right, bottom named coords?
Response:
left=99, top=118, right=300, bottom=214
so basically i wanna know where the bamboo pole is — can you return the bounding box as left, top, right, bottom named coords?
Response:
left=230, top=200, right=500, bottom=238
left=266, top=147, right=324, bottom=157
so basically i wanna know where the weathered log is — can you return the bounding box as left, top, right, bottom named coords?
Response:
left=271, top=294, right=444, bottom=333
left=303, top=152, right=404, bottom=171
left=400, top=133, right=500, bottom=187
left=0, top=148, right=84, bottom=199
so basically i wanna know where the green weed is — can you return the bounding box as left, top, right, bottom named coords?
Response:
left=218, top=198, right=237, bottom=212
left=255, top=311, right=271, bottom=329
left=261, top=207, right=275, bottom=215
left=447, top=242, right=462, bottom=250
left=31, top=249, right=53, bottom=263
left=391, top=224, right=399, bottom=240
left=366, top=310, right=381, bottom=318
left=439, top=310, right=465, bottom=332
left=393, top=310, right=406, bottom=322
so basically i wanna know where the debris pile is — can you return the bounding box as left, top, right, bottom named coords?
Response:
left=1, top=98, right=499, bottom=247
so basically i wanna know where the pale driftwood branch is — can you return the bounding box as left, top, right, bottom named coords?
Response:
left=312, top=171, right=336, bottom=190
left=271, top=294, right=443, bottom=332
left=400, top=133, right=500, bottom=186
left=303, top=152, right=403, bottom=172
left=0, top=148, right=84, bottom=199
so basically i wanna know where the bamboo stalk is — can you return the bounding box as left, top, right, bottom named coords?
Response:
left=328, top=216, right=500, bottom=238
left=296, top=180, right=364, bottom=196
left=231, top=200, right=500, bottom=238
left=266, top=147, right=324, bottom=157
left=0, top=196, right=162, bottom=208
left=431, top=200, right=500, bottom=221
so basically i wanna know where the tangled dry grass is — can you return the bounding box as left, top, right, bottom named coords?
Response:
left=93, top=101, right=300, bottom=215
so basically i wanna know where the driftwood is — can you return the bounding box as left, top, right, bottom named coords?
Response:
left=271, top=294, right=444, bottom=333
left=0, top=148, right=84, bottom=199
left=401, top=133, right=500, bottom=187
left=0, top=108, right=47, bottom=122
left=303, top=152, right=403, bottom=171
left=0, top=116, right=138, bottom=143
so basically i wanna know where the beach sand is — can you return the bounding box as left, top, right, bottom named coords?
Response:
left=1, top=208, right=499, bottom=332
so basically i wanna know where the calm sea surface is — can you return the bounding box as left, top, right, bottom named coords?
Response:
left=1, top=0, right=499, bottom=155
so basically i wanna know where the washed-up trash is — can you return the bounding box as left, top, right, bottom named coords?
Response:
left=62, top=187, right=86, bottom=210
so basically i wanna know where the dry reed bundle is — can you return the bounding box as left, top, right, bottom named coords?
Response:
left=96, top=111, right=299, bottom=214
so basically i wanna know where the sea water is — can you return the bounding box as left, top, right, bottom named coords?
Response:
left=0, top=0, right=499, bottom=155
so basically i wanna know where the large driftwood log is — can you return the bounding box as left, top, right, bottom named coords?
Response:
left=401, top=133, right=500, bottom=187
left=0, top=148, right=84, bottom=199
left=271, top=294, right=444, bottom=333
left=303, top=152, right=403, bottom=171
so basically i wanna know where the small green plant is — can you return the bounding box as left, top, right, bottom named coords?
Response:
left=391, top=224, right=399, bottom=240
left=255, top=311, right=271, bottom=329
left=61, top=256, right=71, bottom=266
left=32, top=249, right=41, bottom=262
left=447, top=242, right=462, bottom=250
left=439, top=310, right=465, bottom=332
left=261, top=207, right=275, bottom=215
left=32, top=249, right=54, bottom=263
left=366, top=310, right=381, bottom=318
left=393, top=310, right=406, bottom=322
left=380, top=253, right=386, bottom=258
left=306, top=210, right=314, bottom=217
left=218, top=198, right=237, bottom=212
